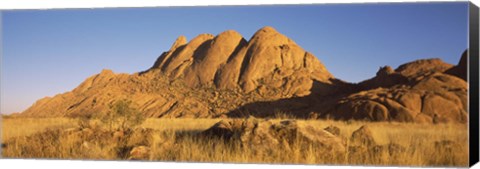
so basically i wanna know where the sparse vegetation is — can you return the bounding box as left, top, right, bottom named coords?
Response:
left=1, top=117, right=468, bottom=167
left=97, top=99, right=145, bottom=131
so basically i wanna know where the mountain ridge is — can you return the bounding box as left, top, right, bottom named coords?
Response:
left=17, top=27, right=468, bottom=123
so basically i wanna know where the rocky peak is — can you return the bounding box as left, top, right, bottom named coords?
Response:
left=456, top=50, right=467, bottom=68
left=445, top=50, right=468, bottom=81
left=376, top=66, right=394, bottom=77
left=99, top=69, right=114, bottom=75
left=185, top=34, right=214, bottom=48
left=169, top=35, right=187, bottom=51
left=183, top=30, right=247, bottom=87
left=248, top=26, right=295, bottom=47
left=217, top=30, right=244, bottom=40
left=73, top=69, right=116, bottom=93
left=250, top=26, right=278, bottom=39
left=150, top=26, right=334, bottom=97
left=160, top=34, right=214, bottom=77
left=256, top=26, right=277, bottom=33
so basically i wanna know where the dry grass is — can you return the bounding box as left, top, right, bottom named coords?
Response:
left=1, top=117, right=77, bottom=141
left=0, top=117, right=469, bottom=167
left=141, top=118, right=221, bottom=132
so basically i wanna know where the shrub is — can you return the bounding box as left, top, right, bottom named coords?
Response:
left=98, top=99, right=145, bottom=131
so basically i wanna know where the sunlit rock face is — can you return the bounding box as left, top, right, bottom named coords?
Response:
left=19, top=27, right=467, bottom=124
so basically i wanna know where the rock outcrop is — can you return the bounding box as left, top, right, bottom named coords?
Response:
left=326, top=56, right=468, bottom=123
left=202, top=118, right=346, bottom=154
left=347, top=125, right=406, bottom=164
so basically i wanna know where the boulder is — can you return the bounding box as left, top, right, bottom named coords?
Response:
left=128, top=146, right=150, bottom=160
left=324, top=125, right=341, bottom=136
left=421, top=93, right=467, bottom=123
left=350, top=125, right=376, bottom=147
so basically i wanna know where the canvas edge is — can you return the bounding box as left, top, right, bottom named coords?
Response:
left=468, top=1, right=479, bottom=167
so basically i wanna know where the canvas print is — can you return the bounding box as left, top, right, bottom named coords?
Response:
left=0, top=2, right=473, bottom=167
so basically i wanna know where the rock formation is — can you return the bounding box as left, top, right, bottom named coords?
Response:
left=326, top=56, right=468, bottom=123
left=20, top=26, right=336, bottom=118
left=202, top=118, right=346, bottom=154
left=147, top=26, right=334, bottom=97
left=18, top=27, right=469, bottom=124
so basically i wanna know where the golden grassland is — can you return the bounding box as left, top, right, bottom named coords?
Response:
left=0, top=117, right=469, bottom=167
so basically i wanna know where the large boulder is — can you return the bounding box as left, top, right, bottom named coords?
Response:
left=350, top=125, right=376, bottom=147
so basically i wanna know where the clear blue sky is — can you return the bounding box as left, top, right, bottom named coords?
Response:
left=1, top=2, right=468, bottom=114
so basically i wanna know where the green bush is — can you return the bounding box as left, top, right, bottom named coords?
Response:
left=98, top=99, right=145, bottom=131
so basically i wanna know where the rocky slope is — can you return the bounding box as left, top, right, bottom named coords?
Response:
left=18, top=27, right=468, bottom=123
